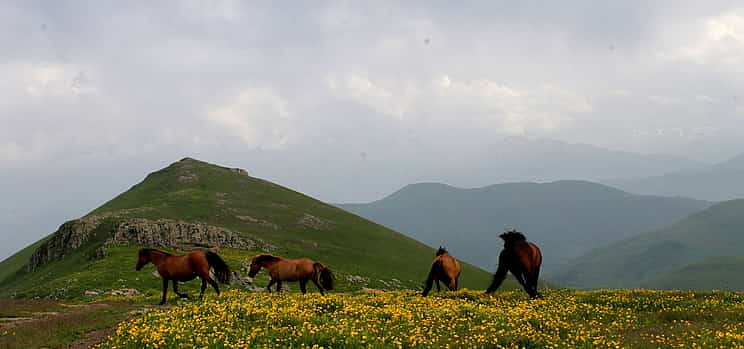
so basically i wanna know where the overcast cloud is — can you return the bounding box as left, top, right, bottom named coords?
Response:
left=2, top=1, right=744, bottom=259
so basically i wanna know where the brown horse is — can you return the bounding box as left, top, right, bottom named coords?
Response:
left=135, top=248, right=231, bottom=305
left=485, top=230, right=542, bottom=299
left=247, top=254, right=333, bottom=295
left=422, top=246, right=462, bottom=296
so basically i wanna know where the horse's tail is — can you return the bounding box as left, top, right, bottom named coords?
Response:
left=314, top=262, right=334, bottom=291
left=206, top=251, right=231, bottom=284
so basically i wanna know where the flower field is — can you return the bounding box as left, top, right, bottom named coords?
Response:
left=97, top=289, right=744, bottom=348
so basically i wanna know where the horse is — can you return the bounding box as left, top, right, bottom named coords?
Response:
left=135, top=248, right=231, bottom=305
left=247, top=254, right=334, bottom=295
left=485, top=230, right=542, bottom=299
left=422, top=246, right=462, bottom=296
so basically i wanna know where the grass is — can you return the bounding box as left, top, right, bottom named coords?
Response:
left=0, top=299, right=145, bottom=349
left=0, top=237, right=49, bottom=284
left=95, top=289, right=744, bottom=348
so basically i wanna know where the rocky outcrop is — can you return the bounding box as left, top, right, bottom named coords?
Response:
left=28, top=217, right=275, bottom=271
left=297, top=213, right=333, bottom=230
left=28, top=217, right=104, bottom=271
left=111, top=218, right=272, bottom=251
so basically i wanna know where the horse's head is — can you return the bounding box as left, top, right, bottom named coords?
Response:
left=247, top=255, right=264, bottom=278
left=499, top=229, right=527, bottom=247
left=135, top=249, right=151, bottom=271
left=436, top=246, right=448, bottom=256
left=248, top=254, right=278, bottom=277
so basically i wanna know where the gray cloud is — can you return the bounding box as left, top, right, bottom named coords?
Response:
left=2, top=1, right=744, bottom=259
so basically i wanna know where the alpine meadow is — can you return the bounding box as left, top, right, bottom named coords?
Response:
left=4, top=1, right=744, bottom=348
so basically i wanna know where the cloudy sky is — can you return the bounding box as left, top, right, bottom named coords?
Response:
left=2, top=1, right=744, bottom=259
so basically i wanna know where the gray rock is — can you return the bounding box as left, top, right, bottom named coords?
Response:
left=28, top=217, right=276, bottom=271
left=107, top=288, right=141, bottom=297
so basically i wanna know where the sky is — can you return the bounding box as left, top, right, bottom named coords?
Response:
left=1, top=1, right=744, bottom=260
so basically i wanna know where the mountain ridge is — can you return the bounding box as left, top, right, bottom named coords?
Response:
left=339, top=180, right=711, bottom=275
left=552, top=199, right=744, bottom=290
left=607, top=152, right=744, bottom=201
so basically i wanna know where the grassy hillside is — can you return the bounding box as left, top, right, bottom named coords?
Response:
left=0, top=237, right=48, bottom=284
left=608, top=152, right=744, bottom=201
left=0, top=158, right=498, bottom=298
left=339, top=180, right=709, bottom=274
left=647, top=256, right=744, bottom=291
left=553, top=200, right=744, bottom=290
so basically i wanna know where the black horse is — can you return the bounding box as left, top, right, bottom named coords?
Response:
left=485, top=230, right=542, bottom=299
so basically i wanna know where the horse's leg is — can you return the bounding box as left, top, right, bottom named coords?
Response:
left=173, top=280, right=189, bottom=299
left=514, top=271, right=535, bottom=298
left=435, top=279, right=441, bottom=292
left=528, top=269, right=541, bottom=299
left=422, top=265, right=437, bottom=296
left=200, top=278, right=207, bottom=298
left=447, top=277, right=457, bottom=291
left=299, top=280, right=308, bottom=294
left=159, top=278, right=169, bottom=305
left=311, top=278, right=325, bottom=296
left=276, top=281, right=282, bottom=293
left=266, top=279, right=276, bottom=293
left=206, top=276, right=221, bottom=296
left=485, top=252, right=509, bottom=295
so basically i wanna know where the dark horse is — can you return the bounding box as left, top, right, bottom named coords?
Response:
left=485, top=230, right=542, bottom=299
left=135, top=248, right=231, bottom=305
left=247, top=254, right=334, bottom=295
left=422, top=246, right=461, bottom=296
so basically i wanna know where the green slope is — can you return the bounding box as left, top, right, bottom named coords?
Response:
left=339, top=180, right=709, bottom=274
left=0, top=158, right=498, bottom=298
left=647, top=256, right=744, bottom=291
left=0, top=236, right=49, bottom=284
left=552, top=200, right=744, bottom=290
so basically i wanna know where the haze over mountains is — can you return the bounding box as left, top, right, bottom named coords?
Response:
left=340, top=181, right=710, bottom=275
left=607, top=152, right=744, bottom=201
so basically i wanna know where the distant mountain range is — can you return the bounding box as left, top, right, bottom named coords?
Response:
left=552, top=200, right=744, bottom=290
left=607, top=152, right=744, bottom=201
left=339, top=181, right=710, bottom=275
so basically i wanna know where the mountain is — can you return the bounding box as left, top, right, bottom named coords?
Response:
left=338, top=181, right=710, bottom=275
left=607, top=152, right=744, bottom=201
left=0, top=158, right=496, bottom=298
left=552, top=200, right=744, bottom=290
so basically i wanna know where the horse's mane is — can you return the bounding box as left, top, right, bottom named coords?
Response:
left=499, top=230, right=527, bottom=244
left=139, top=248, right=172, bottom=256
left=253, top=254, right=281, bottom=264
left=436, top=246, right=448, bottom=256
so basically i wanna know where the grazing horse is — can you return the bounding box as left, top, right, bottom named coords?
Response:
left=485, top=230, right=542, bottom=299
left=135, top=248, right=231, bottom=305
left=422, top=246, right=461, bottom=296
left=247, top=254, right=334, bottom=295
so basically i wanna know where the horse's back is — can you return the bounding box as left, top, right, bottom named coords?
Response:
left=512, top=241, right=542, bottom=273
left=270, top=257, right=316, bottom=281
left=434, top=255, right=460, bottom=280
left=528, top=242, right=542, bottom=265
left=442, top=255, right=461, bottom=276
left=160, top=252, right=207, bottom=280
